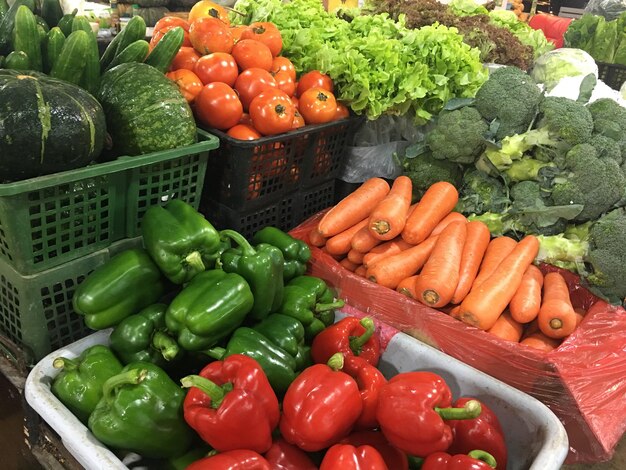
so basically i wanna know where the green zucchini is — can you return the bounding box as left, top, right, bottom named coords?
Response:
left=143, top=26, right=184, bottom=73
left=13, top=5, right=42, bottom=71
left=0, top=0, right=35, bottom=55
left=41, top=0, right=63, bottom=28
left=105, top=39, right=149, bottom=72
left=57, top=8, right=77, bottom=37
left=43, top=26, right=65, bottom=74
left=99, top=15, right=146, bottom=72
left=50, top=29, right=89, bottom=86
left=5, top=50, right=30, bottom=69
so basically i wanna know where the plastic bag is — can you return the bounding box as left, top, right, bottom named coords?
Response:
left=585, top=0, right=626, bottom=21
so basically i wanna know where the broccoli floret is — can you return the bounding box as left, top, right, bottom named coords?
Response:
left=474, top=66, right=543, bottom=140
left=535, top=232, right=589, bottom=272
left=454, top=168, right=510, bottom=215
left=401, top=149, right=463, bottom=199
left=587, top=98, right=626, bottom=140
left=550, top=143, right=626, bottom=222
left=535, top=96, right=594, bottom=146
left=586, top=134, right=622, bottom=165
left=504, top=158, right=555, bottom=182
left=510, top=180, right=545, bottom=208
left=425, top=107, right=489, bottom=164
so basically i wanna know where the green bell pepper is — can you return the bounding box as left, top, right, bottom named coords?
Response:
left=109, top=303, right=183, bottom=368
left=206, top=327, right=297, bottom=396
left=277, top=275, right=344, bottom=340
left=142, top=199, right=222, bottom=284
left=165, top=269, right=253, bottom=351
left=219, top=229, right=284, bottom=321
left=253, top=313, right=305, bottom=359
left=51, top=345, right=123, bottom=424
left=88, top=362, right=194, bottom=459
left=252, top=226, right=311, bottom=281
left=73, top=248, right=165, bottom=330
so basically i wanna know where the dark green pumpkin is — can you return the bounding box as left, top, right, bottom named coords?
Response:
left=0, top=70, right=106, bottom=181
left=98, top=62, right=196, bottom=156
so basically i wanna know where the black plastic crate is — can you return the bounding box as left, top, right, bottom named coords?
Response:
left=597, top=62, right=626, bottom=91
left=200, top=117, right=361, bottom=211
left=201, top=180, right=336, bottom=239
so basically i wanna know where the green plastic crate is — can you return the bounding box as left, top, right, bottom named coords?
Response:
left=0, top=238, right=143, bottom=365
left=0, top=130, right=218, bottom=275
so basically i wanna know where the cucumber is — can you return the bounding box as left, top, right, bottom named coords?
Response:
left=99, top=15, right=146, bottom=72
left=12, top=5, right=42, bottom=71
left=37, top=23, right=46, bottom=42
left=35, top=14, right=49, bottom=33
left=50, top=29, right=89, bottom=86
left=43, top=26, right=64, bottom=74
left=57, top=8, right=77, bottom=37
left=143, top=26, right=184, bottom=73
left=71, top=15, right=91, bottom=34
left=5, top=50, right=30, bottom=69
left=0, top=54, right=5, bottom=68
left=105, top=39, right=149, bottom=72
left=0, top=0, right=9, bottom=22
left=79, top=25, right=101, bottom=96
left=0, top=0, right=35, bottom=55
left=41, top=0, right=63, bottom=28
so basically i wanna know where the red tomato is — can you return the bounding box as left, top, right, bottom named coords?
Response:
left=150, top=25, right=192, bottom=49
left=291, top=95, right=299, bottom=110
left=188, top=0, right=230, bottom=26
left=240, top=22, right=282, bottom=57
left=292, top=110, right=305, bottom=129
left=195, top=82, right=243, bottom=130
left=239, top=113, right=253, bottom=126
left=271, top=56, right=296, bottom=82
left=194, top=52, right=239, bottom=86
left=153, top=16, right=190, bottom=34
left=230, top=25, right=247, bottom=43
left=249, top=89, right=295, bottom=136
left=298, top=87, right=337, bottom=124
left=273, top=70, right=296, bottom=97
left=169, top=46, right=201, bottom=71
left=231, top=39, right=273, bottom=71
left=189, top=17, right=233, bottom=55
left=296, top=70, right=333, bottom=97
left=166, top=69, right=203, bottom=103
left=227, top=124, right=261, bottom=140
left=335, top=102, right=350, bottom=120
left=234, top=68, right=277, bottom=111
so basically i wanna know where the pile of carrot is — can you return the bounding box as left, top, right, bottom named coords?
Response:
left=309, top=176, right=587, bottom=352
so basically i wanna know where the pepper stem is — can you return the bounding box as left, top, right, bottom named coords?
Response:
left=152, top=331, right=180, bottom=361
left=435, top=399, right=482, bottom=420
left=102, top=369, right=146, bottom=405
left=53, top=357, right=78, bottom=371
left=349, top=317, right=375, bottom=355
left=185, top=251, right=206, bottom=273
left=203, top=347, right=226, bottom=360
left=327, top=352, right=345, bottom=371
left=468, top=450, right=497, bottom=468
left=315, top=299, right=345, bottom=312
left=180, top=375, right=233, bottom=408
left=220, top=229, right=256, bottom=257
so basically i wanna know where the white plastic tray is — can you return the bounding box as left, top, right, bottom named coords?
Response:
left=25, top=321, right=569, bottom=470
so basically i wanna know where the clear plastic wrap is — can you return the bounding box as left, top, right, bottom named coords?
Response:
left=290, top=211, right=626, bottom=464
left=585, top=0, right=626, bottom=20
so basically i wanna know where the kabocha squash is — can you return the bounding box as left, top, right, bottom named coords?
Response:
left=0, top=70, right=106, bottom=181
left=98, top=62, right=196, bottom=156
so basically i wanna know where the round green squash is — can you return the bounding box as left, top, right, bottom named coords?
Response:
left=0, top=70, right=106, bottom=182
left=98, top=62, right=197, bottom=156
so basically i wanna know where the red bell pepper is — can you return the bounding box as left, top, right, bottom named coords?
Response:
left=279, top=352, right=363, bottom=452
left=341, top=430, right=409, bottom=470
left=181, top=354, right=280, bottom=454
left=342, top=355, right=387, bottom=430
left=421, top=450, right=498, bottom=470
left=263, top=437, right=318, bottom=470
left=376, top=371, right=482, bottom=457
left=311, top=316, right=381, bottom=366
left=447, top=397, right=508, bottom=470
left=320, top=443, right=389, bottom=470
left=186, top=449, right=271, bottom=470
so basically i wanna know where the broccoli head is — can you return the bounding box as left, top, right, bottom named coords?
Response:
left=535, top=96, right=594, bottom=146
left=504, top=158, right=555, bottom=183
left=587, top=98, right=626, bottom=141
left=474, top=66, right=543, bottom=140
left=454, top=168, right=509, bottom=215
left=425, top=107, right=489, bottom=164
left=586, top=134, right=623, bottom=165
left=550, top=143, right=626, bottom=222
left=401, top=148, right=463, bottom=199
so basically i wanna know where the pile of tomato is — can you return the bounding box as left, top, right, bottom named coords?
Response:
left=152, top=0, right=349, bottom=140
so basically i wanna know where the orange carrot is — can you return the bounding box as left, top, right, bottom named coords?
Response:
left=520, top=332, right=561, bottom=352
left=321, top=247, right=344, bottom=261
left=318, top=178, right=390, bottom=237
left=309, top=227, right=327, bottom=247
left=509, top=265, right=544, bottom=324
left=538, top=272, right=577, bottom=339
left=340, top=257, right=360, bottom=272
left=414, top=222, right=467, bottom=308
left=397, top=275, right=420, bottom=299
left=325, top=219, right=369, bottom=256
left=368, top=175, right=413, bottom=241
left=471, top=236, right=518, bottom=289
left=354, top=265, right=367, bottom=277
left=366, top=236, right=438, bottom=289
left=347, top=248, right=365, bottom=265
left=351, top=225, right=383, bottom=253
left=450, top=220, right=491, bottom=304
left=454, top=235, right=540, bottom=330
left=574, top=307, right=586, bottom=327
left=487, top=311, right=524, bottom=342
left=430, top=212, right=467, bottom=236
left=447, top=305, right=461, bottom=317
left=362, top=238, right=414, bottom=268
left=523, top=318, right=540, bottom=338
left=401, top=181, right=459, bottom=245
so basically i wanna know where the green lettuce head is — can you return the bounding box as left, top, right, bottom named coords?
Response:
left=531, top=48, right=599, bottom=92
